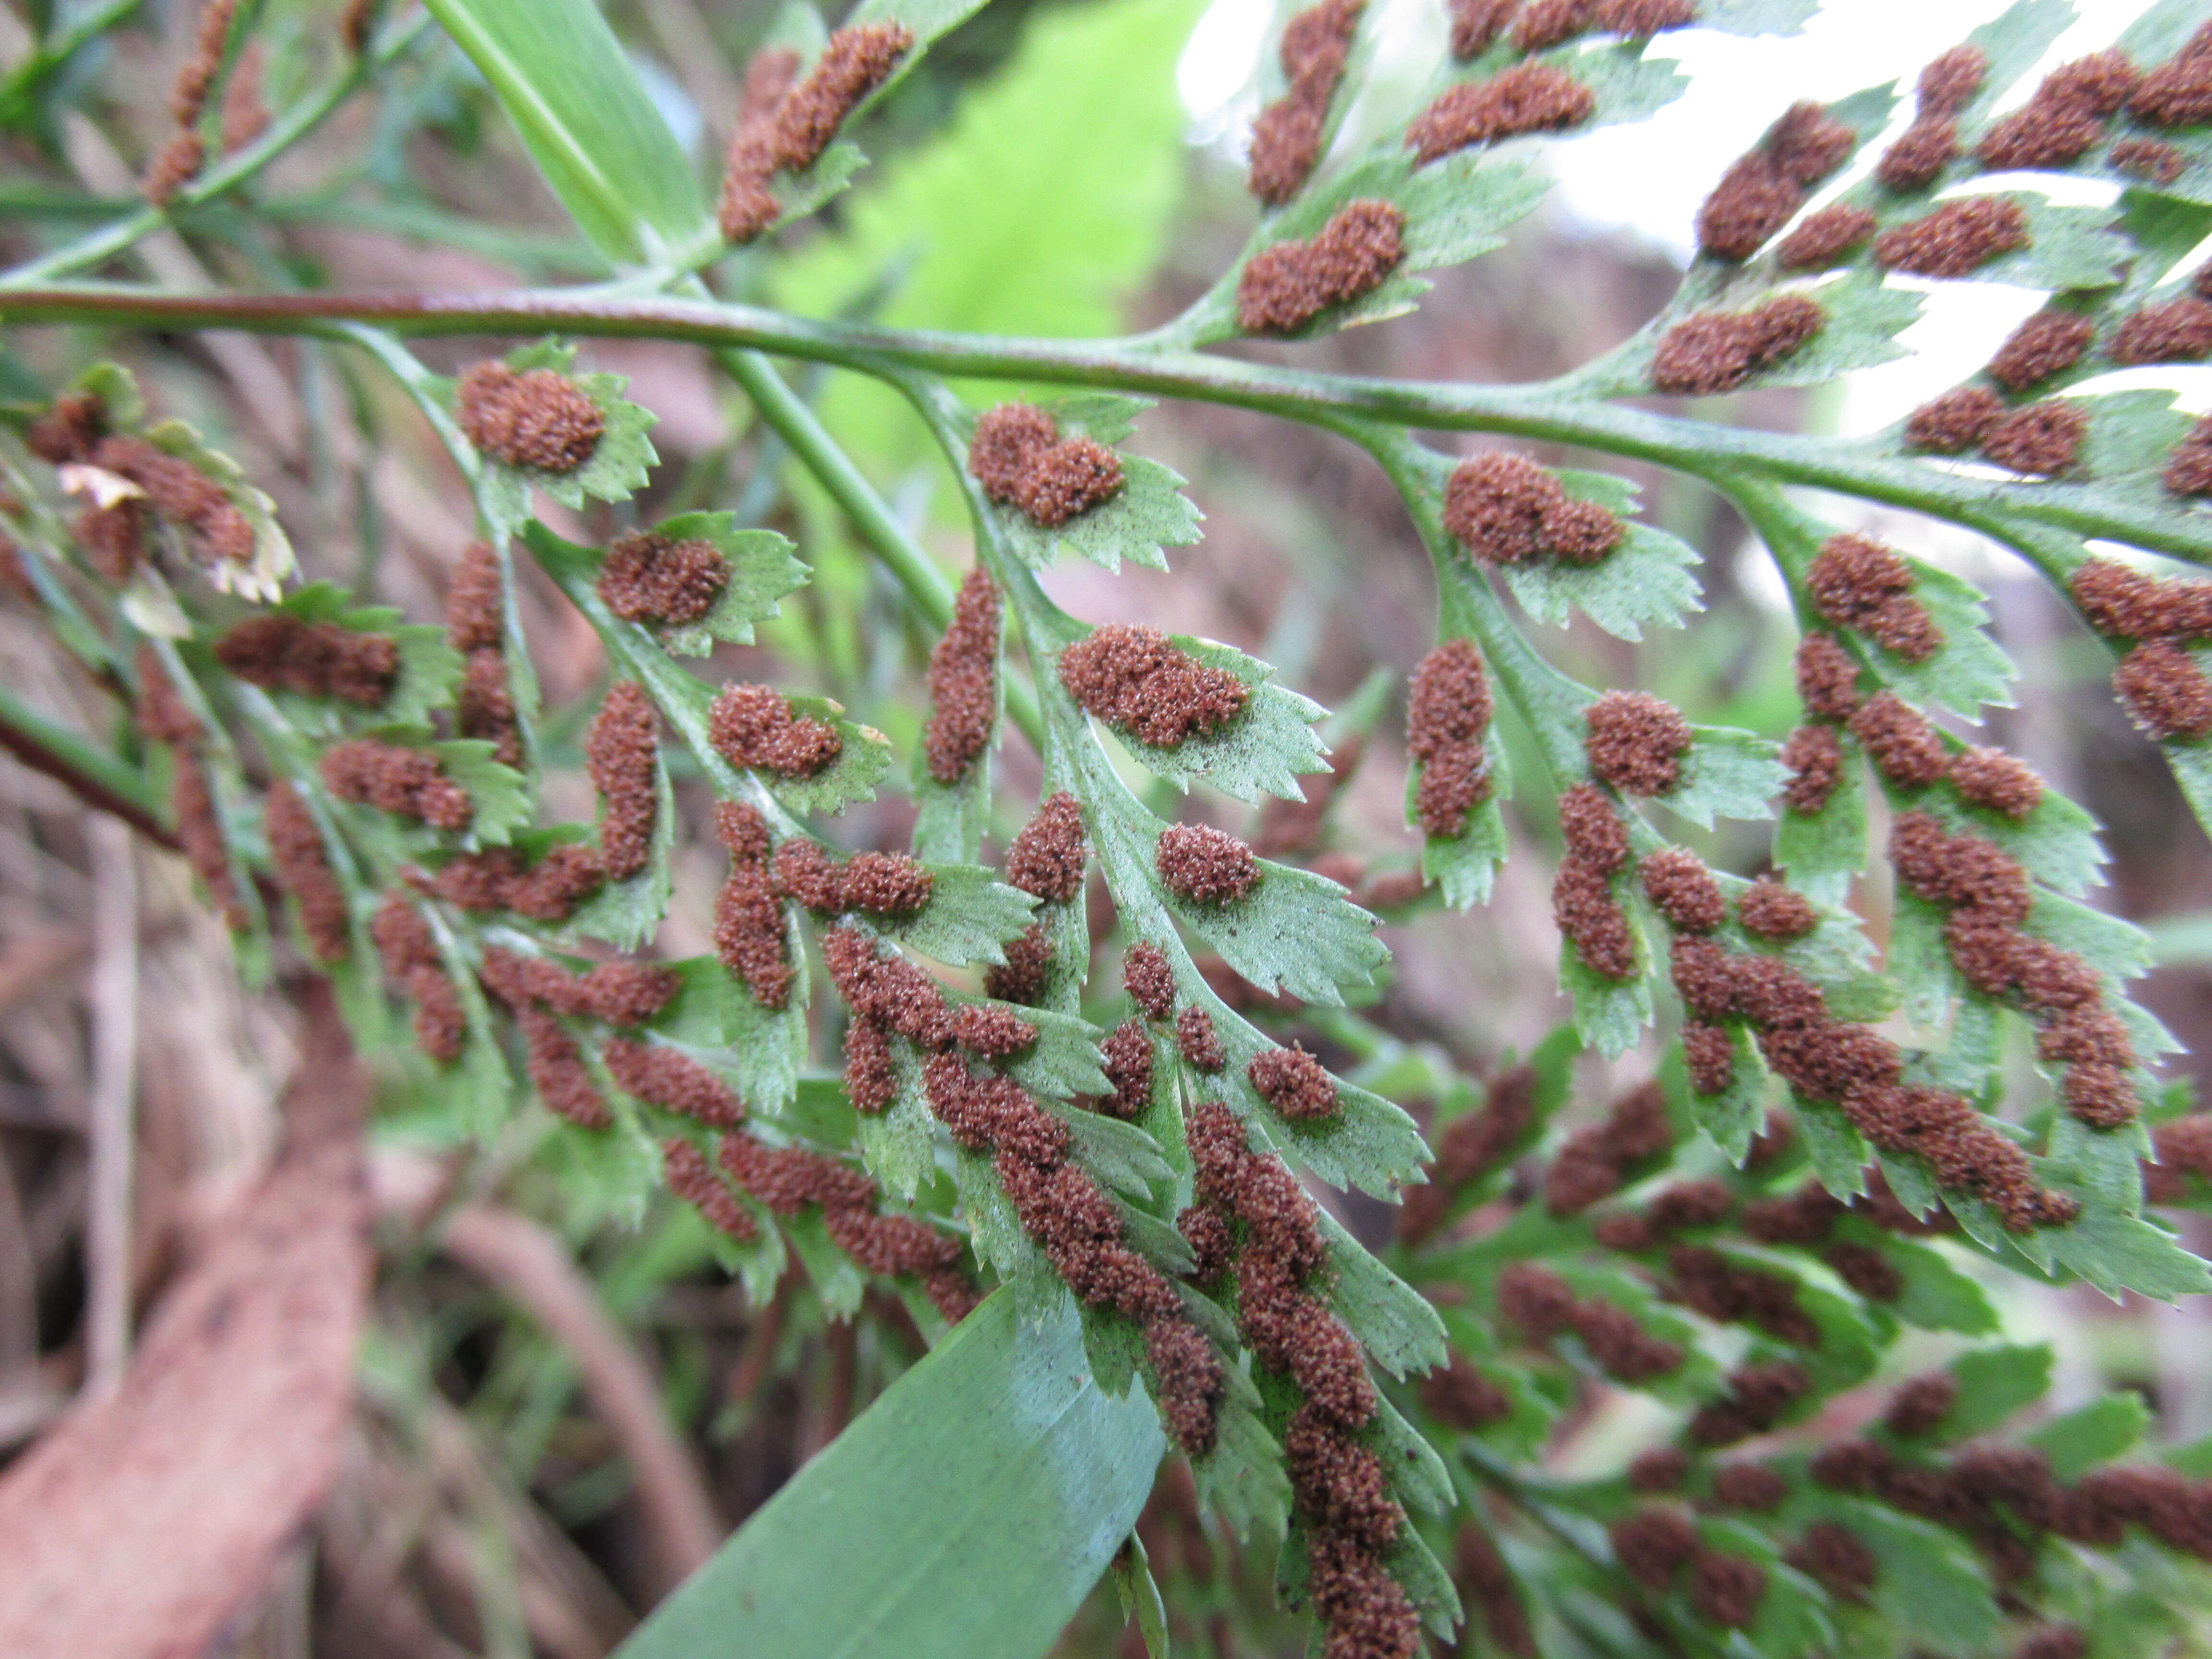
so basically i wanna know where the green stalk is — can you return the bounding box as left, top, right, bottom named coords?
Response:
left=715, top=348, right=1044, bottom=749
left=2, top=283, right=2200, bottom=565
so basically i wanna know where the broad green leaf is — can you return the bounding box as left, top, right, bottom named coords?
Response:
left=912, top=744, right=995, bottom=866
left=1808, top=1499, right=2001, bottom=1654
left=433, top=738, right=534, bottom=847
left=613, top=1289, right=1164, bottom=1659
left=417, top=0, right=710, bottom=266
left=2047, top=1204, right=2212, bottom=1301
left=1859, top=1228, right=1998, bottom=1335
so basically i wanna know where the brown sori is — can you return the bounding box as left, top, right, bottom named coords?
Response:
left=968, top=404, right=1125, bottom=528
left=1059, top=623, right=1248, bottom=748
left=143, top=129, right=205, bottom=208
left=709, top=681, right=842, bottom=776
left=716, top=47, right=804, bottom=241
left=321, top=739, right=472, bottom=830
left=597, top=529, right=731, bottom=627
left=1396, top=1063, right=1538, bottom=1244
left=586, top=681, right=659, bottom=881
left=1406, top=61, right=1595, bottom=165
left=1737, top=876, right=1817, bottom=940
left=842, top=1017, right=898, bottom=1116
left=923, top=567, right=1000, bottom=785
left=716, top=1129, right=976, bottom=1323
left=1988, top=308, right=2096, bottom=392
left=1882, top=1370, right=1957, bottom=1436
left=1248, top=1042, right=1338, bottom=1121
left=1977, top=51, right=2136, bottom=171
left=1176, top=1007, right=1227, bottom=1073
left=2114, top=639, right=2212, bottom=739
left=1980, top=399, right=2087, bottom=477
left=454, top=361, right=605, bottom=474
left=370, top=896, right=464, bottom=1065
left=1440, top=451, right=1622, bottom=567
left=1661, top=905, right=2080, bottom=1228
left=1123, top=940, right=1177, bottom=1020
left=1776, top=204, right=1877, bottom=271
left=1235, top=199, right=1407, bottom=336
left=1651, top=295, right=1824, bottom=395
left=1541, top=1081, right=1671, bottom=1215
left=663, top=1141, right=757, bottom=1242
left=1246, top=0, right=1364, bottom=205
left=1807, top=532, right=1943, bottom=661
left=213, top=614, right=398, bottom=707
left=1553, top=783, right=1635, bottom=980
left=1186, top=1102, right=1418, bottom=1659
left=1447, top=0, right=1514, bottom=56
left=1782, top=723, right=1846, bottom=816
left=1795, top=630, right=1864, bottom=722
left=1584, top=690, right=1692, bottom=795
left=1874, top=196, right=2029, bottom=277
left=2112, top=137, right=2187, bottom=182
left=767, top=24, right=913, bottom=175
left=446, top=540, right=505, bottom=653
left=1694, top=101, right=1856, bottom=262
left=2132, top=21, right=2212, bottom=126
left=419, top=844, right=605, bottom=923
left=1006, top=791, right=1089, bottom=903
left=984, top=923, right=1053, bottom=1006
left=713, top=800, right=794, bottom=1009
left=1905, top=385, right=2004, bottom=453
left=1156, top=823, right=1261, bottom=906
left=1407, top=638, right=1493, bottom=837
left=1890, top=810, right=2137, bottom=1128
left=264, top=781, right=349, bottom=962
left=2108, top=294, right=2212, bottom=365
left=1949, top=745, right=2043, bottom=818
left=1848, top=691, right=1949, bottom=788
left=1640, top=848, right=1725, bottom=934
left=604, top=1037, right=744, bottom=1128
left=91, top=436, right=253, bottom=568
left=170, top=748, right=244, bottom=927
left=926, top=1051, right=1225, bottom=1452
left=1099, top=1021, right=1153, bottom=1120
left=2164, top=414, right=2212, bottom=496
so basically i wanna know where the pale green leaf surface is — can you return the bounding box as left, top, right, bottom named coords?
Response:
left=417, top=0, right=709, bottom=265
left=613, top=1290, right=1163, bottom=1659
